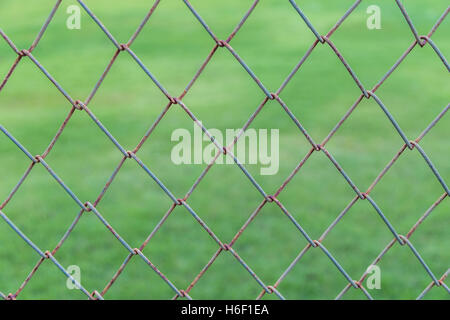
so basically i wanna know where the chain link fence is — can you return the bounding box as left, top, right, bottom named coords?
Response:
left=0, top=0, right=449, bottom=300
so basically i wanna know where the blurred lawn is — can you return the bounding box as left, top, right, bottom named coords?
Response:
left=0, top=0, right=449, bottom=299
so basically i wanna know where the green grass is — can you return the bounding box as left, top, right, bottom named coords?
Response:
left=0, top=0, right=449, bottom=300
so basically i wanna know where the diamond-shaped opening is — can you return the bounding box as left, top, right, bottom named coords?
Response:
left=323, top=97, right=412, bottom=191
left=130, top=0, right=215, bottom=95
left=276, top=242, right=361, bottom=299
left=230, top=203, right=313, bottom=289
left=276, top=149, right=359, bottom=238
left=138, top=204, right=223, bottom=298
left=42, top=108, right=128, bottom=203
left=93, top=157, right=174, bottom=246
left=370, top=44, right=449, bottom=139
left=185, top=157, right=266, bottom=242
left=0, top=57, right=75, bottom=153
left=330, top=1, right=422, bottom=87
left=226, top=0, right=317, bottom=90
left=78, top=49, right=170, bottom=150
left=188, top=248, right=265, bottom=299
left=280, top=41, right=364, bottom=142
left=241, top=98, right=317, bottom=192
left=132, top=105, right=206, bottom=197
left=369, top=146, right=448, bottom=233
left=30, top=0, right=123, bottom=100
left=182, top=47, right=269, bottom=131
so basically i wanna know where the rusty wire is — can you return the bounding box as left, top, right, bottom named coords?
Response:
left=0, top=0, right=449, bottom=300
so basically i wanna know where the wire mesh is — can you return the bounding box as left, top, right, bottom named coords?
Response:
left=0, top=0, right=448, bottom=300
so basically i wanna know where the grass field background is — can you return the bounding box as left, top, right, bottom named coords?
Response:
left=0, top=0, right=449, bottom=299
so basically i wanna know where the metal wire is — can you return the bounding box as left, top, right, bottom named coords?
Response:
left=0, top=0, right=448, bottom=300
